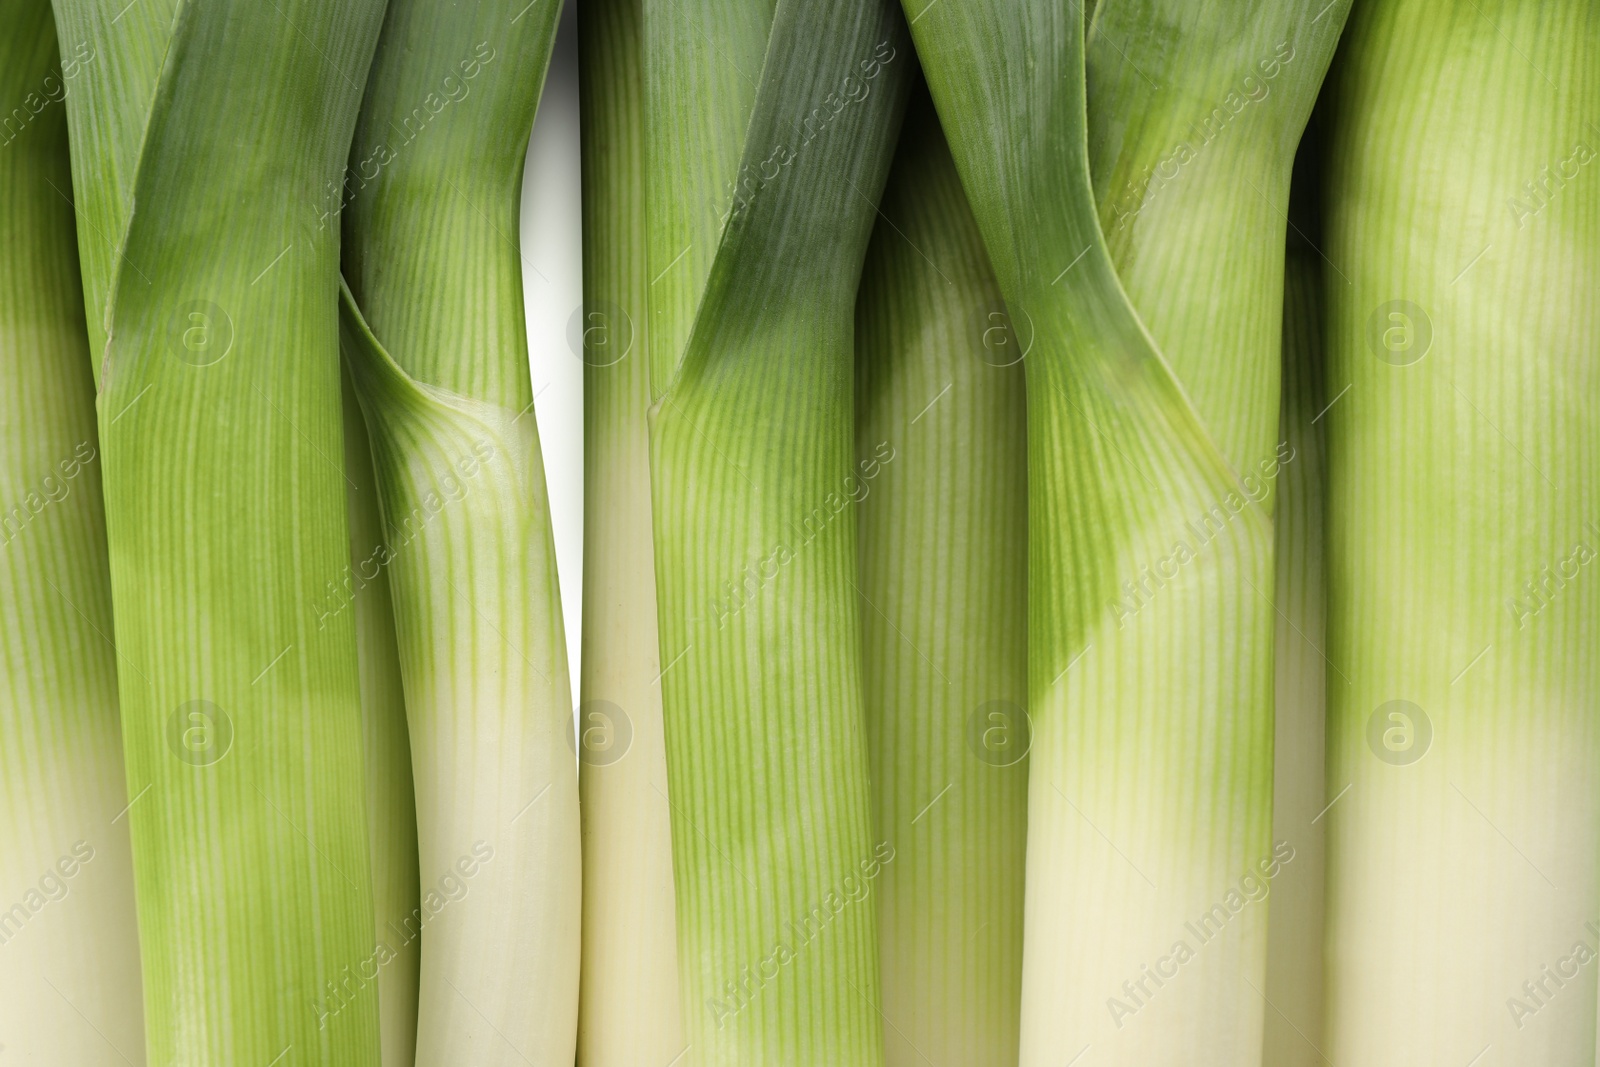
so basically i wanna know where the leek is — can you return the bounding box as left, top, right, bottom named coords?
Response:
left=52, top=0, right=390, bottom=1060
left=639, top=0, right=909, bottom=1062
left=0, top=4, right=144, bottom=1061
left=576, top=0, right=685, bottom=1062
left=18, top=2, right=1596, bottom=1062
left=339, top=0, right=581, bottom=1063
left=1323, top=4, right=1600, bottom=1063
left=903, top=0, right=1343, bottom=1063
left=1262, top=116, right=1330, bottom=1066
left=855, top=83, right=1028, bottom=1065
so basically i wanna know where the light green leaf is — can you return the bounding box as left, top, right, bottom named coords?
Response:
left=49, top=0, right=179, bottom=371
left=641, top=0, right=772, bottom=397
left=1086, top=1, right=1343, bottom=475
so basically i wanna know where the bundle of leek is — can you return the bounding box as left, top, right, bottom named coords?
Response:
left=25, top=2, right=1597, bottom=1066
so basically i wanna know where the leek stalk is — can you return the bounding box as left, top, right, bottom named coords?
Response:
left=903, top=1, right=1343, bottom=1062
left=1323, top=5, right=1600, bottom=1063
left=340, top=360, right=423, bottom=1067
left=339, top=0, right=581, bottom=1063
left=52, top=0, right=391, bottom=1060
left=640, top=0, right=909, bottom=1062
left=1262, top=115, right=1330, bottom=1067
left=855, top=83, right=1028, bottom=1066
left=0, top=4, right=143, bottom=1061
left=576, top=0, right=685, bottom=1063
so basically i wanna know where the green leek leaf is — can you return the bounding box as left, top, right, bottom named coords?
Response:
left=49, top=0, right=178, bottom=377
